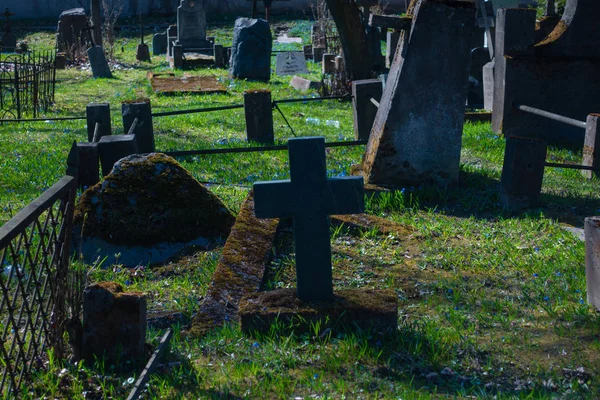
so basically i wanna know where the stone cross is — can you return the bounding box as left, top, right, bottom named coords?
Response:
left=253, top=137, right=364, bottom=301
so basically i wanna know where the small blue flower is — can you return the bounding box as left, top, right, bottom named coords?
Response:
left=313, top=373, right=319, bottom=380
left=454, top=307, right=459, bottom=310
left=575, top=289, right=581, bottom=293
left=579, top=299, right=585, bottom=304
left=252, top=342, right=260, bottom=348
left=447, top=289, right=453, bottom=294
left=543, top=296, right=550, bottom=301
left=533, top=273, right=538, bottom=277
left=534, top=247, right=540, bottom=252
left=124, top=280, right=132, bottom=285
left=555, top=272, right=562, bottom=277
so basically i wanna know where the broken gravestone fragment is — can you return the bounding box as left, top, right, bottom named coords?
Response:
left=72, top=153, right=235, bottom=266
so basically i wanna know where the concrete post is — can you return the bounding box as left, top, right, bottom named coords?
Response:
left=173, top=44, right=184, bottom=69
left=122, top=100, right=154, bottom=154
left=244, top=90, right=274, bottom=145
left=322, top=53, right=336, bottom=74
left=214, top=44, right=226, bottom=68
left=312, top=46, right=325, bottom=63
left=582, top=114, right=600, bottom=179
left=75, top=142, right=100, bottom=189
left=352, top=79, right=383, bottom=141
left=86, top=103, right=111, bottom=142
left=585, top=217, right=600, bottom=311
left=500, top=136, right=547, bottom=209
left=98, top=135, right=138, bottom=176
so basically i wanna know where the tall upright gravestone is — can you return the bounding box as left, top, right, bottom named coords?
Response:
left=229, top=18, right=272, bottom=82
left=360, top=0, right=475, bottom=188
left=491, top=0, right=600, bottom=147
left=176, top=0, right=210, bottom=50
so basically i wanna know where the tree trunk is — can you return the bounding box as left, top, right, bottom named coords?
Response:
left=323, top=0, right=373, bottom=81
left=91, top=0, right=103, bottom=47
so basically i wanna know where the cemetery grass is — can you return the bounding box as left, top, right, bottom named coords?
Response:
left=1, top=18, right=600, bottom=400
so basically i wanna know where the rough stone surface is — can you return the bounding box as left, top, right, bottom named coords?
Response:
left=152, top=31, right=167, bottom=55
left=229, top=18, right=272, bottom=82
left=56, top=8, right=87, bottom=52
left=82, top=282, right=146, bottom=367
left=362, top=0, right=476, bottom=188
left=492, top=0, right=600, bottom=147
left=73, top=153, right=235, bottom=265
left=239, top=288, right=398, bottom=335
left=87, top=46, right=113, bottom=78
left=176, top=0, right=210, bottom=49
left=188, top=192, right=279, bottom=337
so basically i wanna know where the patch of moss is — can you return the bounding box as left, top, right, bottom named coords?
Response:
left=73, top=153, right=235, bottom=246
left=188, top=192, right=279, bottom=337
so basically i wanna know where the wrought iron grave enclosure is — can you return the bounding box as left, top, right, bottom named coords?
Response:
left=0, top=51, right=56, bottom=119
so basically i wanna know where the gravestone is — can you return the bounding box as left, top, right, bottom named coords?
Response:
left=492, top=0, right=600, bottom=146
left=176, top=0, right=210, bottom=50
left=87, top=46, right=113, bottom=78
left=0, top=8, right=16, bottom=53
left=136, top=15, right=151, bottom=62
left=482, top=60, right=495, bottom=111
left=56, top=8, right=87, bottom=53
left=152, top=31, right=168, bottom=55
left=467, top=47, right=491, bottom=109
left=585, top=217, right=600, bottom=311
left=352, top=79, right=383, bottom=141
left=167, top=25, right=178, bottom=57
left=276, top=51, right=309, bottom=76
left=361, top=0, right=476, bottom=188
left=229, top=18, right=272, bottom=82
left=253, top=137, right=364, bottom=301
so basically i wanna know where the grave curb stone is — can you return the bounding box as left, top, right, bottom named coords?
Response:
left=239, top=288, right=398, bottom=335
left=187, top=191, right=279, bottom=337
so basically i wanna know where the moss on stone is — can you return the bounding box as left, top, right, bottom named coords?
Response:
left=187, top=191, right=279, bottom=338
left=73, top=153, right=235, bottom=247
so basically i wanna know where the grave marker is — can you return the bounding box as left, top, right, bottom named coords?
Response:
left=275, top=51, right=309, bottom=76
left=136, top=15, right=151, bottom=62
left=1, top=8, right=16, bottom=53
left=253, top=137, right=364, bottom=301
left=83, top=23, right=112, bottom=78
left=176, top=0, right=210, bottom=50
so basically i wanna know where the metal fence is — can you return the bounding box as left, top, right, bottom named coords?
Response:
left=0, top=51, right=56, bottom=120
left=0, top=175, right=80, bottom=397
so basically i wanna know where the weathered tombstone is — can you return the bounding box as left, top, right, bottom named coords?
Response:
left=55, top=53, right=67, bottom=70
left=467, top=47, right=491, bottom=109
left=275, top=51, right=309, bottom=76
left=56, top=8, right=87, bottom=53
left=253, top=137, right=365, bottom=301
left=492, top=0, right=600, bottom=147
left=303, top=44, right=313, bottom=60
left=361, top=0, right=476, bottom=188
left=244, top=90, right=274, bottom=144
left=166, top=25, right=178, bottom=57
left=312, top=46, right=325, bottom=63
left=176, top=0, right=210, bottom=50
left=0, top=8, right=16, bottom=53
left=82, top=282, right=146, bottom=367
left=152, top=31, right=168, bottom=55
left=229, top=18, right=272, bottom=82
left=352, top=79, right=382, bottom=141
left=122, top=100, right=154, bottom=153
left=482, top=60, right=495, bottom=111
left=214, top=44, right=227, bottom=68
left=74, top=142, right=100, bottom=189
left=585, top=217, right=600, bottom=311
left=582, top=114, right=600, bottom=179
left=322, top=53, right=336, bottom=74
left=83, top=23, right=112, bottom=79
left=86, top=102, right=112, bottom=142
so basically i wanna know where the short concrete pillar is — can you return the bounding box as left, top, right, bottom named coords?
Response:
left=322, top=53, right=336, bottom=74
left=86, top=103, right=112, bottom=142
left=214, top=44, right=226, bottom=68
left=582, top=114, right=600, bottom=179
left=98, top=134, right=138, bottom=176
left=136, top=43, right=151, bottom=62
left=312, top=46, right=325, bottom=63
left=121, top=100, right=154, bottom=153
left=500, top=137, right=547, bottom=209
left=303, top=44, right=312, bottom=60
left=173, top=44, right=184, bottom=69
left=585, top=217, right=600, bottom=311
left=386, top=31, right=400, bottom=68
left=75, top=142, right=100, bottom=189
left=55, top=52, right=67, bottom=70
left=243, top=90, right=274, bottom=144
left=82, top=282, right=147, bottom=367
left=334, top=56, right=344, bottom=72
left=352, top=79, right=383, bottom=141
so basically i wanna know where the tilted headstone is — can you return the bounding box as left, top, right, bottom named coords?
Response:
left=87, top=46, right=113, bottom=78
left=253, top=137, right=364, bottom=301
left=56, top=8, right=87, bottom=53
left=361, top=0, right=476, bottom=188
left=492, top=0, right=600, bottom=146
left=176, top=0, right=210, bottom=50
left=229, top=18, right=272, bottom=82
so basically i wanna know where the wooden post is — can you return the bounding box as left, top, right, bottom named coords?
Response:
left=122, top=100, right=154, bottom=154
left=243, top=90, right=274, bottom=145
left=582, top=114, right=599, bottom=179
left=86, top=103, right=112, bottom=142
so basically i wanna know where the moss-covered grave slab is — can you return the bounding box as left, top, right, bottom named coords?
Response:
left=188, top=191, right=279, bottom=337
left=72, top=153, right=235, bottom=266
left=239, top=288, right=398, bottom=335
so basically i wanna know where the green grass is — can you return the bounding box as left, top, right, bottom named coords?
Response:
left=2, top=16, right=600, bottom=400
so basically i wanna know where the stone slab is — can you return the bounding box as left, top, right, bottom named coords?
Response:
left=87, top=45, right=112, bottom=78
left=290, top=75, right=321, bottom=92
left=188, top=191, right=279, bottom=337
left=275, top=51, right=309, bottom=75
left=239, top=288, right=398, bottom=335
left=148, top=72, right=227, bottom=94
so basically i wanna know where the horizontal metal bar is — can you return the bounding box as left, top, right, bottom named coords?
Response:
left=162, top=140, right=367, bottom=157
left=151, top=104, right=244, bottom=118
left=515, top=104, right=587, bottom=129
left=0, top=176, right=75, bottom=249
left=0, top=115, right=86, bottom=123
left=544, top=162, right=599, bottom=171
left=272, top=95, right=350, bottom=105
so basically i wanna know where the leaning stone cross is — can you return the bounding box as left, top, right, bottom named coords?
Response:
left=253, top=137, right=364, bottom=301
left=2, top=8, right=14, bottom=33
